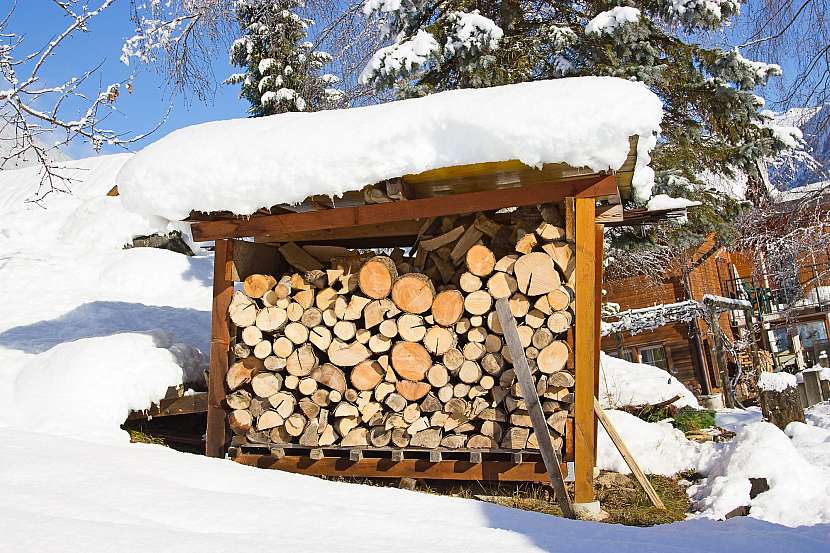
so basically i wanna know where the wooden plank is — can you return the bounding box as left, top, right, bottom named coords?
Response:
left=126, top=392, right=208, bottom=421
left=233, top=455, right=568, bottom=482
left=231, top=240, right=280, bottom=281
left=190, top=175, right=617, bottom=241
left=573, top=197, right=597, bottom=504
left=255, top=220, right=424, bottom=245
left=594, top=223, right=604, bottom=454
left=206, top=239, right=235, bottom=458
left=495, top=298, right=575, bottom=518
left=594, top=399, right=666, bottom=509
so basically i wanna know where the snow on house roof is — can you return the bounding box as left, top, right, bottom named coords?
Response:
left=116, top=77, right=663, bottom=221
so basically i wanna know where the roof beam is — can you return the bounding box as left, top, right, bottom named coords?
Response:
left=190, top=174, right=617, bottom=241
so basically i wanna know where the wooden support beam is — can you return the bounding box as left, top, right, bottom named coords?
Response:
left=191, top=175, right=617, bottom=241
left=206, top=239, right=235, bottom=458
left=232, top=455, right=565, bottom=482
left=594, top=223, right=604, bottom=455
left=594, top=399, right=665, bottom=509
left=573, top=197, right=598, bottom=504
left=126, top=392, right=208, bottom=421
left=496, top=298, right=575, bottom=519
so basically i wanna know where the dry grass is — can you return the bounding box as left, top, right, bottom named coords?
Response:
left=325, top=472, right=690, bottom=526
left=127, top=429, right=167, bottom=446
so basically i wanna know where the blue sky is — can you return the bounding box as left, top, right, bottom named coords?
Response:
left=4, top=1, right=247, bottom=157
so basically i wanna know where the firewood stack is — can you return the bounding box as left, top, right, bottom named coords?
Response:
left=225, top=206, right=576, bottom=454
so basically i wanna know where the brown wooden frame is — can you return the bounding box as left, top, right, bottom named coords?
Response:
left=204, top=174, right=608, bottom=496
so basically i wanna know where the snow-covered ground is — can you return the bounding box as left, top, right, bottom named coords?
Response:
left=0, top=155, right=829, bottom=549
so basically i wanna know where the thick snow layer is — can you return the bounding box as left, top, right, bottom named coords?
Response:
left=757, top=371, right=797, bottom=392
left=1, top=429, right=827, bottom=553
left=0, top=155, right=213, bottom=441
left=715, top=407, right=763, bottom=432
left=646, top=193, right=702, bottom=211
left=117, top=77, right=663, bottom=221
left=807, top=401, right=830, bottom=429
left=599, top=352, right=700, bottom=408
left=597, top=409, right=713, bottom=475
left=690, top=422, right=830, bottom=526
left=585, top=7, right=641, bottom=35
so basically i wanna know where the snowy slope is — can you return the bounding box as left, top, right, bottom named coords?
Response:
left=0, top=427, right=826, bottom=553
left=598, top=352, right=700, bottom=409
left=0, top=154, right=213, bottom=440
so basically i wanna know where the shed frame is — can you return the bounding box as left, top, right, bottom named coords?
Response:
left=195, top=160, right=628, bottom=502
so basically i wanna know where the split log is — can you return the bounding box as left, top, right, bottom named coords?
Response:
left=410, top=428, right=441, bottom=448
left=257, top=410, right=284, bottom=431
left=392, top=273, right=435, bottom=314
left=252, top=372, right=282, bottom=398
left=536, top=223, right=566, bottom=241
left=286, top=344, right=318, bottom=376
left=509, top=293, right=530, bottom=317
left=420, top=226, right=466, bottom=251
left=351, top=359, right=385, bottom=391
left=431, top=290, right=465, bottom=327
left=467, top=435, right=496, bottom=448
left=385, top=393, right=407, bottom=412
left=368, top=333, right=392, bottom=353
left=241, top=326, right=263, bottom=347
left=423, top=326, right=456, bottom=355
left=300, top=307, right=323, bottom=328
left=487, top=272, right=518, bottom=299
left=398, top=313, right=427, bottom=341
left=327, top=340, right=371, bottom=367
left=514, top=252, right=561, bottom=296
left=226, top=361, right=255, bottom=391
left=450, top=225, right=484, bottom=263
left=547, top=371, right=575, bottom=387
left=269, top=392, right=297, bottom=418
left=308, top=326, right=333, bottom=351
left=316, top=287, right=338, bottom=311
left=311, top=363, right=347, bottom=393
left=229, top=292, right=258, bottom=326
left=243, top=274, right=277, bottom=299
left=279, top=242, right=323, bottom=272
left=397, top=380, right=432, bottom=402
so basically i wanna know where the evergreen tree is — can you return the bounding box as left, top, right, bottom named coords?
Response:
left=226, top=0, right=343, bottom=116
left=359, top=0, right=802, bottom=251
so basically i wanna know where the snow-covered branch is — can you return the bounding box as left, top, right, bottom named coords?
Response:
left=0, top=0, right=162, bottom=202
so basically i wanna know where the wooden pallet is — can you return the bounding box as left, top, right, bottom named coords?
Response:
left=230, top=441, right=573, bottom=482
left=126, top=391, right=208, bottom=421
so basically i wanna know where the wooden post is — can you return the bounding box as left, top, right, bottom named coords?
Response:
left=708, top=304, right=735, bottom=409
left=594, top=399, right=665, bottom=509
left=593, top=223, right=603, bottom=456
left=206, top=239, right=235, bottom=458
left=573, top=197, right=597, bottom=504
left=495, top=299, right=575, bottom=519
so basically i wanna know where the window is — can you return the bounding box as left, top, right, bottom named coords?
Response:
left=621, top=348, right=637, bottom=364
left=771, top=328, right=791, bottom=352
left=639, top=344, right=669, bottom=372
left=796, top=320, right=828, bottom=349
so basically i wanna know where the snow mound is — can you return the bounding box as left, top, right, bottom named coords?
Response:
left=807, top=401, right=830, bottom=430
left=690, top=421, right=830, bottom=527
left=4, top=333, right=200, bottom=441
left=597, top=409, right=713, bottom=475
left=585, top=7, right=641, bottom=35
left=117, top=77, right=663, bottom=221
left=757, top=371, right=797, bottom=392
left=599, top=352, right=700, bottom=408
left=646, top=193, right=702, bottom=211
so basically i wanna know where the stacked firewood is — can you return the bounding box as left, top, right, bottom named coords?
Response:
left=225, top=207, right=576, bottom=452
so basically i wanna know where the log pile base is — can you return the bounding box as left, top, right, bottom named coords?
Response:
left=231, top=443, right=572, bottom=483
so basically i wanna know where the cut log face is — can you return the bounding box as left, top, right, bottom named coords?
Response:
left=397, top=313, right=427, bottom=342
left=431, top=290, right=464, bottom=327
left=229, top=292, right=258, bottom=327
left=229, top=410, right=253, bottom=435
left=241, top=326, right=263, bottom=347
left=466, top=244, right=496, bottom=277
left=396, top=380, right=432, bottom=402
left=252, top=372, right=282, bottom=398
left=391, top=273, right=436, bottom=314
left=537, top=341, right=569, bottom=374
left=327, top=340, right=371, bottom=367
left=358, top=256, right=398, bottom=299
left=286, top=344, right=318, bottom=377
left=514, top=252, right=561, bottom=296
left=351, top=360, right=385, bottom=391
left=391, top=342, right=432, bottom=381
left=423, top=326, right=456, bottom=355
left=464, top=290, right=492, bottom=316
left=487, top=272, right=518, bottom=299
left=226, top=362, right=254, bottom=391
left=459, top=272, right=483, bottom=293
left=310, top=363, right=347, bottom=394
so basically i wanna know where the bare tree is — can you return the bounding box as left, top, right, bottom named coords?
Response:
left=737, top=0, right=830, bottom=132
left=1, top=0, right=162, bottom=202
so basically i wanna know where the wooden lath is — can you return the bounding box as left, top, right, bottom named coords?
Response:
left=190, top=174, right=618, bottom=241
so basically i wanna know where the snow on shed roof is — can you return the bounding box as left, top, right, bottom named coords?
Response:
left=117, top=77, right=662, bottom=222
